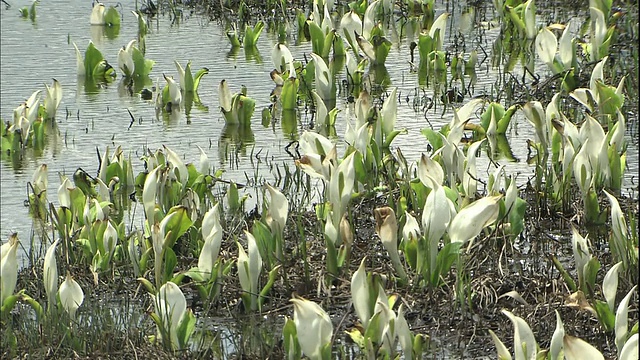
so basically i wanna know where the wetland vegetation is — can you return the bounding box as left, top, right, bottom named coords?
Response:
left=0, top=0, right=638, bottom=358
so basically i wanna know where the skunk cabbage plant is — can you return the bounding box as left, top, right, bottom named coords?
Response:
left=237, top=231, right=262, bottom=311
left=43, top=240, right=59, bottom=309
left=151, top=281, right=196, bottom=350
left=43, top=78, right=63, bottom=120
left=219, top=80, right=256, bottom=125
left=504, top=0, right=537, bottom=40
left=1, top=234, right=19, bottom=306
left=58, top=274, right=84, bottom=319
left=290, top=295, right=333, bottom=360
left=490, top=309, right=605, bottom=360
left=73, top=41, right=116, bottom=83
left=374, top=207, right=408, bottom=281
left=175, top=60, right=209, bottom=95
left=117, top=39, right=154, bottom=80
left=90, top=2, right=120, bottom=27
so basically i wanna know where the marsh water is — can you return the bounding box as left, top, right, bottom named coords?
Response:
left=0, top=0, right=637, bottom=265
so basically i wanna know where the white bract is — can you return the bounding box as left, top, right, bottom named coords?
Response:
left=43, top=79, right=63, bottom=119
left=43, top=240, right=59, bottom=308
left=615, top=285, right=637, bottom=354
left=31, top=164, right=48, bottom=196
left=309, top=53, right=333, bottom=102
left=571, top=226, right=592, bottom=289
left=448, top=195, right=502, bottom=246
left=265, top=184, right=288, bottom=236
left=340, top=10, right=362, bottom=51
left=290, top=296, right=333, bottom=360
left=59, top=274, right=84, bottom=319
left=153, top=281, right=187, bottom=349
left=328, top=152, right=356, bottom=223
left=237, top=231, right=262, bottom=311
left=0, top=234, right=19, bottom=305
left=421, top=182, right=456, bottom=262
left=502, top=309, right=539, bottom=360
left=58, top=177, right=72, bottom=208
left=103, top=220, right=118, bottom=258
left=272, top=43, right=294, bottom=75
left=196, top=145, right=210, bottom=175
left=163, top=145, right=188, bottom=185
left=603, top=262, right=622, bottom=312
left=143, top=165, right=161, bottom=222
left=429, top=12, right=450, bottom=49
left=198, top=204, right=223, bottom=279
left=90, top=2, right=106, bottom=25
left=351, top=258, right=371, bottom=328
left=117, top=40, right=136, bottom=78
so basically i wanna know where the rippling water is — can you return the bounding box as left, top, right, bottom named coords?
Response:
left=1, top=1, right=637, bottom=265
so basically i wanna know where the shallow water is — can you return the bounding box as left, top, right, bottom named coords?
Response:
left=1, top=0, right=637, bottom=267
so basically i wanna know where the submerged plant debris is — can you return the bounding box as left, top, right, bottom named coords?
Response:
left=1, top=0, right=638, bottom=359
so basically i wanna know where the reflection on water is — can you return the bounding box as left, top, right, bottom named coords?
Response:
left=244, top=46, right=262, bottom=63
left=90, top=24, right=120, bottom=44
left=219, top=123, right=255, bottom=165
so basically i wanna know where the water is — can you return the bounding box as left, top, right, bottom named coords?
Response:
left=1, top=0, right=637, bottom=266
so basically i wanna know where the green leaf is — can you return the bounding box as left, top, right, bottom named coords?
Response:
left=162, top=206, right=193, bottom=249
left=176, top=310, right=196, bottom=350
left=404, top=237, right=418, bottom=271
left=595, top=80, right=624, bottom=119
left=551, top=255, right=577, bottom=292
left=163, top=247, right=178, bottom=282
left=508, top=197, right=527, bottom=238
left=132, top=46, right=154, bottom=78
left=308, top=21, right=325, bottom=55
left=235, top=94, right=255, bottom=125
left=281, top=77, right=299, bottom=111
left=243, top=21, right=264, bottom=49
left=93, top=60, right=116, bottom=83
left=29, top=1, right=37, bottom=20
left=430, top=242, right=461, bottom=286
left=584, top=257, right=601, bottom=296
left=251, top=220, right=274, bottom=268
left=227, top=30, right=241, bottom=47
left=103, top=6, right=120, bottom=27
left=192, top=67, right=209, bottom=93
left=1, top=294, right=21, bottom=319
left=258, top=265, right=281, bottom=310
left=420, top=128, right=444, bottom=151
left=321, top=29, right=336, bottom=59
left=183, top=61, right=194, bottom=93
left=373, top=36, right=392, bottom=65
left=594, top=300, right=615, bottom=331
left=137, top=277, right=156, bottom=294
left=283, top=317, right=301, bottom=359
left=84, top=42, right=104, bottom=78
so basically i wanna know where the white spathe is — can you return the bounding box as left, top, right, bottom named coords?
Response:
left=59, top=274, right=84, bottom=319
left=291, top=296, right=333, bottom=360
